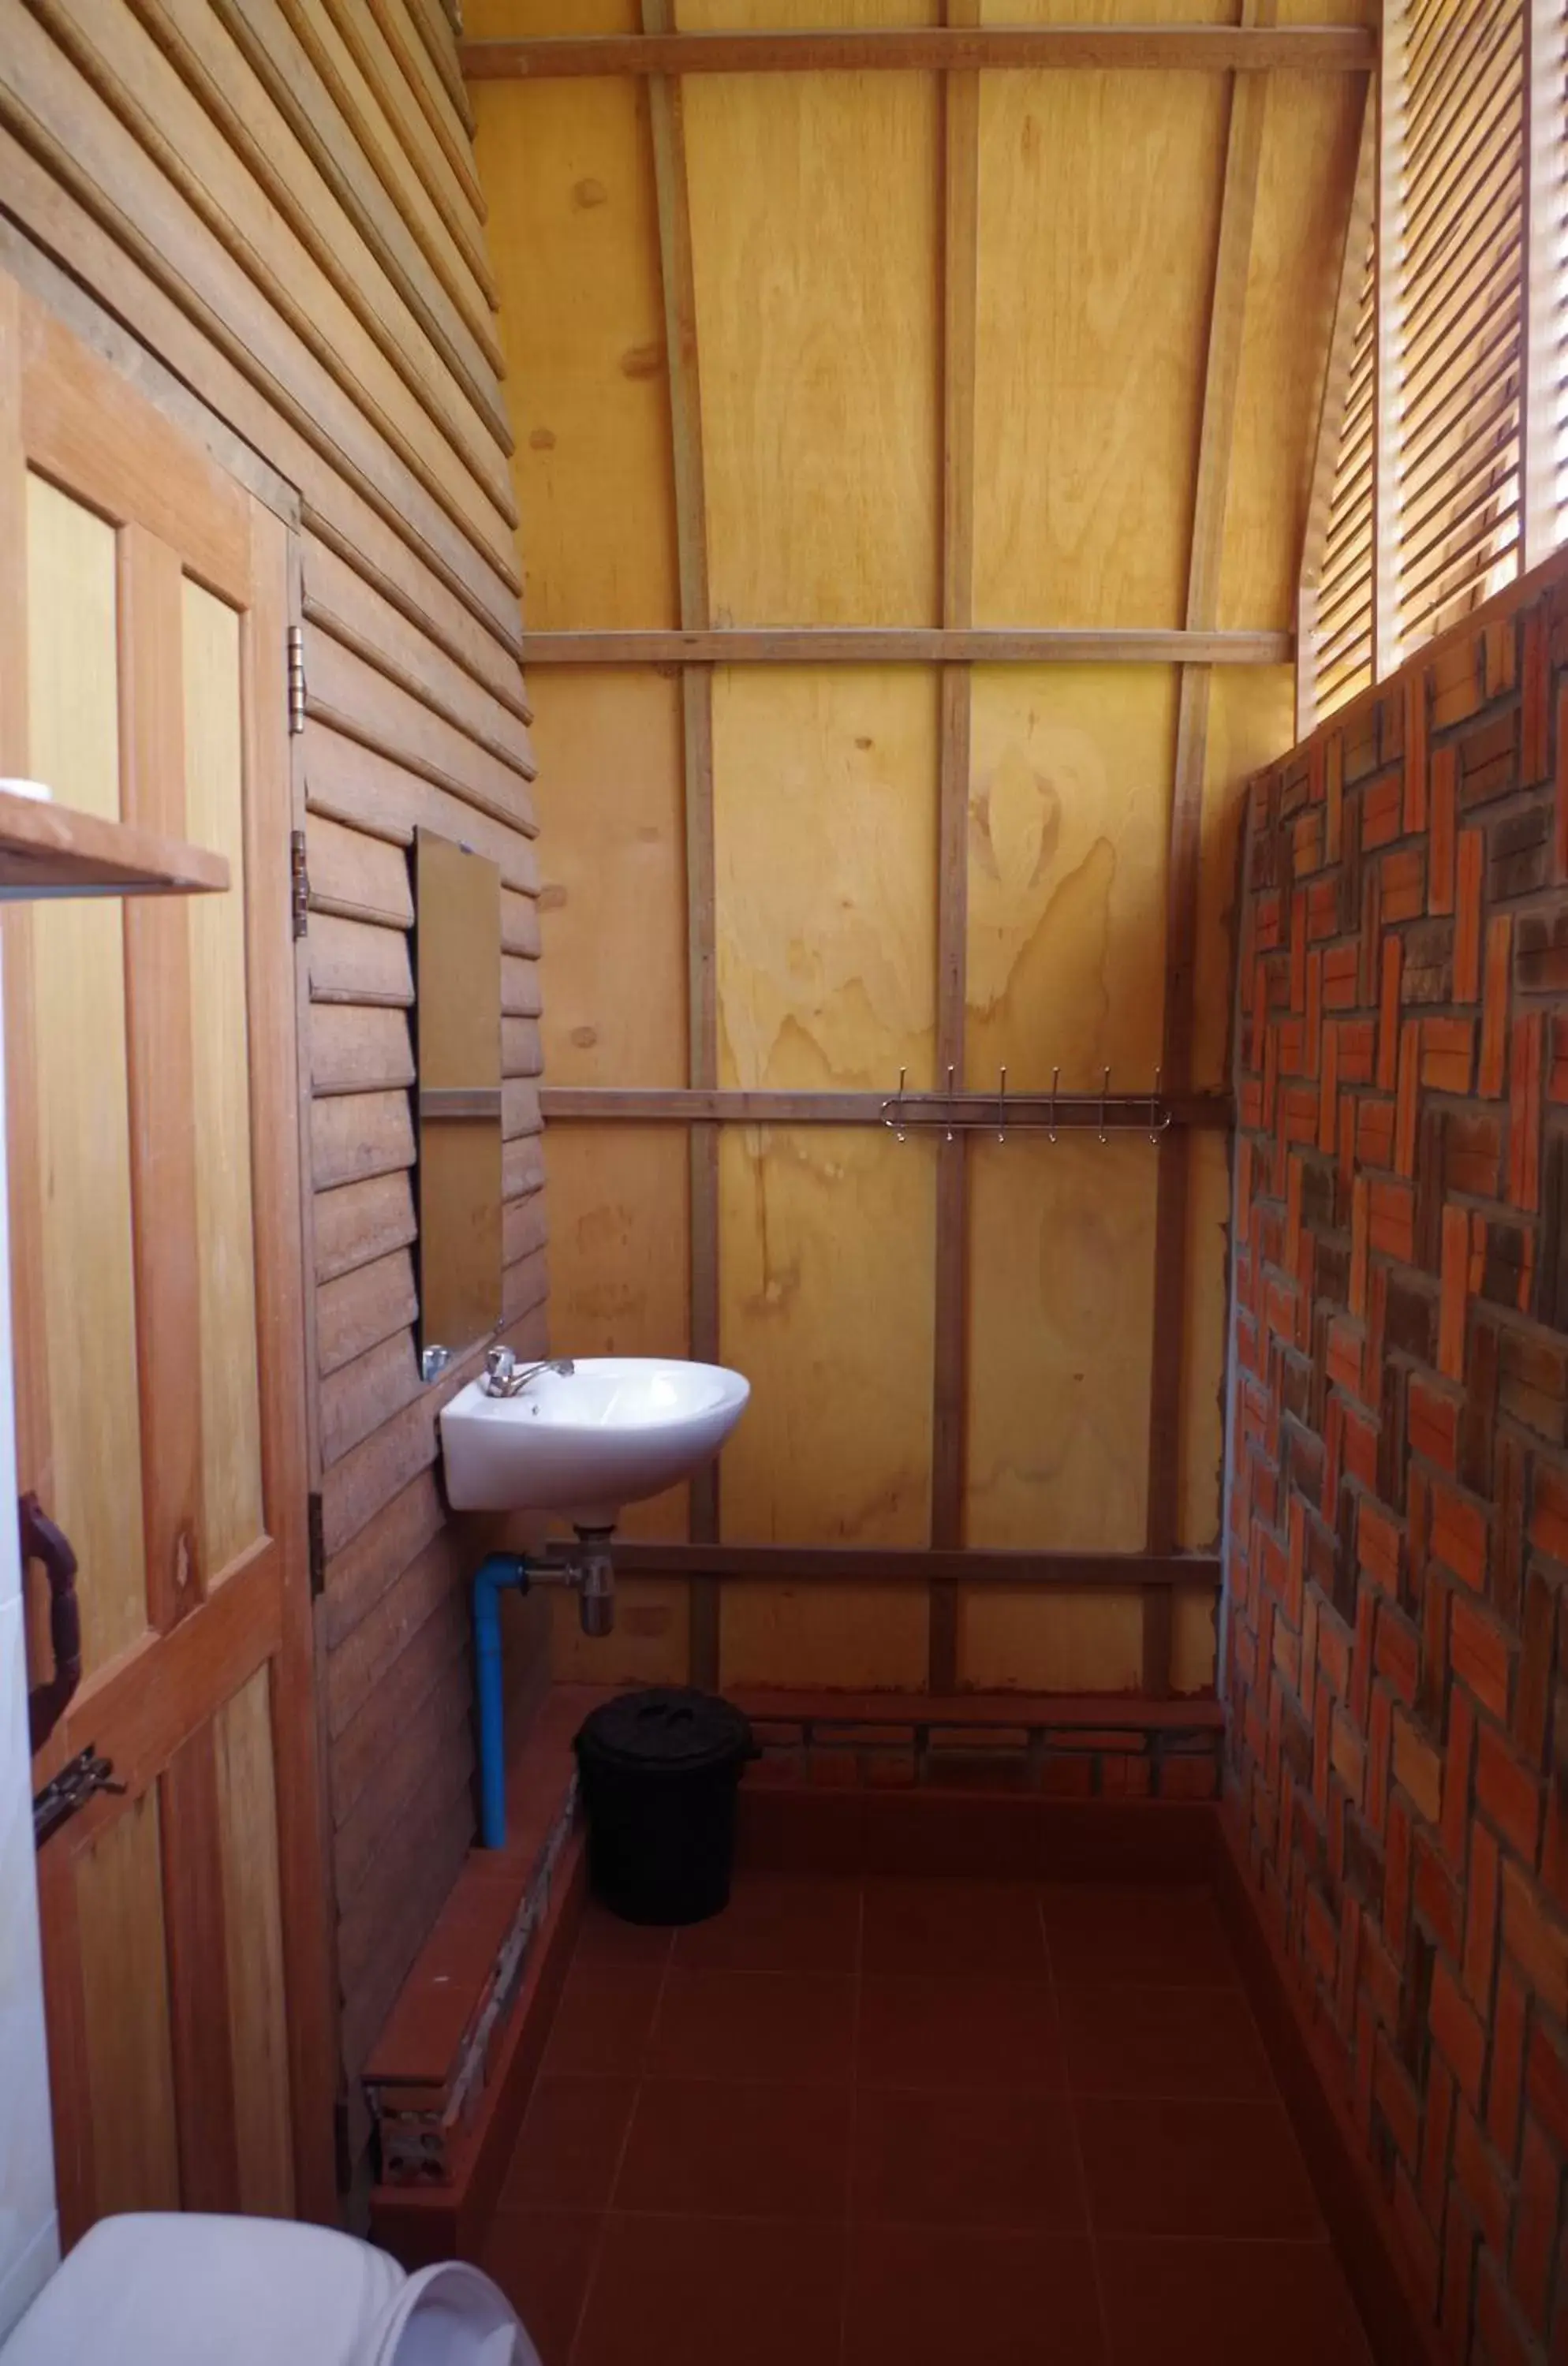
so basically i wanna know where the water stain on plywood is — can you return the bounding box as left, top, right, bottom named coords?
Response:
left=965, top=1135, right=1157, bottom=1551
left=719, top=1127, right=935, bottom=1546
left=966, top=668, right=1173, bottom=1087
left=714, top=668, right=939, bottom=1089
left=720, top=1580, right=930, bottom=1692
left=959, top=1586, right=1144, bottom=1693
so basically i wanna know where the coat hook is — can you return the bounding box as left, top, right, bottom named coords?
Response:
left=882, top=1065, right=907, bottom=1143
left=1049, top=1064, right=1059, bottom=1144
left=996, top=1064, right=1007, bottom=1144
left=1099, top=1065, right=1110, bottom=1145
left=945, top=1063, right=956, bottom=1144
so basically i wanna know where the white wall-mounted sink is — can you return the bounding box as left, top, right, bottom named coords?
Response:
left=439, top=1357, right=749, bottom=1528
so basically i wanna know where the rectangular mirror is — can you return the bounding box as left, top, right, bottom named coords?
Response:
left=415, top=827, right=502, bottom=1366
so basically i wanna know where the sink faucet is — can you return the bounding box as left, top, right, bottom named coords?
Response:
left=483, top=1346, right=575, bottom=1399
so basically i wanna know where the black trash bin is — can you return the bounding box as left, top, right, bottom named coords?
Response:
left=574, top=1687, right=756, bottom=1925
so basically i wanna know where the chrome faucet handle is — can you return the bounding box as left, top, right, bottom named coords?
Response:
left=483, top=1347, right=574, bottom=1398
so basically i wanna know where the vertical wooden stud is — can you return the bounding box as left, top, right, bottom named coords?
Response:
left=1147, top=0, right=1272, bottom=1692
left=284, top=526, right=342, bottom=2216
left=928, top=0, right=980, bottom=1694
left=246, top=502, right=338, bottom=2223
left=643, top=0, right=721, bottom=1686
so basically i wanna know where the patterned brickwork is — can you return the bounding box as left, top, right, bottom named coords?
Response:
left=1229, top=552, right=1568, bottom=2366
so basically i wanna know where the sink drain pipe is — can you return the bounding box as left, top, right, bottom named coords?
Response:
left=472, top=1532, right=618, bottom=1847
left=473, top=1552, right=529, bottom=1849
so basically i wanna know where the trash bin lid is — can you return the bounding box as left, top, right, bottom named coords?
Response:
left=576, top=1686, right=752, bottom=1774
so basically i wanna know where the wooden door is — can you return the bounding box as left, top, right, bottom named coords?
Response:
left=0, top=275, right=334, bottom=2237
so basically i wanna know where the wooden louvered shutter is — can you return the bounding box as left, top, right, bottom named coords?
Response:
left=1525, top=0, right=1568, bottom=562
left=1304, top=205, right=1377, bottom=722
left=1298, top=0, right=1568, bottom=726
left=1385, top=0, right=1526, bottom=659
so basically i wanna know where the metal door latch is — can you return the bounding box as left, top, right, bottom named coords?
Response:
left=33, top=1745, right=125, bottom=1849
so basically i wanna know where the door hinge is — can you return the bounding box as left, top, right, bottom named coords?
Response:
left=33, top=1745, right=125, bottom=1849
left=291, top=829, right=309, bottom=940
left=308, top=1491, right=325, bottom=1597
left=286, top=622, right=306, bottom=736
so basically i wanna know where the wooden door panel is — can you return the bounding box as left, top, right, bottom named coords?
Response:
left=1, top=271, right=334, bottom=2238
left=21, top=472, right=147, bottom=1677
left=184, top=576, right=265, bottom=1585
left=75, top=1788, right=181, bottom=2218
left=214, top=1666, right=294, bottom=2217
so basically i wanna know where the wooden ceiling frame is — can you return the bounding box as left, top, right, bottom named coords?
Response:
left=520, top=625, right=1292, bottom=663
left=461, top=25, right=1377, bottom=79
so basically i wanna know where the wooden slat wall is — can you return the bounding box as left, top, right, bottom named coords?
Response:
left=0, top=0, right=539, bottom=2175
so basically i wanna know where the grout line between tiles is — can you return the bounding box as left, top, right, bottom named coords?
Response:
left=834, top=1874, right=865, bottom=2366
left=562, top=1926, right=674, bottom=2366
left=1046, top=1883, right=1115, bottom=2366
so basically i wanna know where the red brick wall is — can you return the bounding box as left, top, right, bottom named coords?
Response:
left=1227, top=550, right=1568, bottom=2364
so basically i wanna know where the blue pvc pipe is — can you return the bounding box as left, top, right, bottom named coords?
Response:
left=474, top=1551, right=531, bottom=1848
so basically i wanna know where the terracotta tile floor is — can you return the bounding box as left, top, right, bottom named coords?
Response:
left=482, top=1873, right=1377, bottom=2366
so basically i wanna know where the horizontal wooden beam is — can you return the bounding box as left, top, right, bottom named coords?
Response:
left=462, top=26, right=1375, bottom=79
left=606, top=1541, right=1221, bottom=1588
left=539, top=1084, right=1234, bottom=1129
left=729, top=1683, right=1226, bottom=1731
left=520, top=625, right=1293, bottom=666
left=417, top=1086, right=502, bottom=1121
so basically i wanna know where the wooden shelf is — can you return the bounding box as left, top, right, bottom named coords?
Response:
left=0, top=786, right=229, bottom=899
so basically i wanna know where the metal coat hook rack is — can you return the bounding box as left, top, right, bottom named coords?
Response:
left=881, top=1065, right=1174, bottom=1144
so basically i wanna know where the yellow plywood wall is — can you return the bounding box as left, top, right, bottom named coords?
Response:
left=475, top=2, right=1366, bottom=1696
left=972, top=25, right=1228, bottom=630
